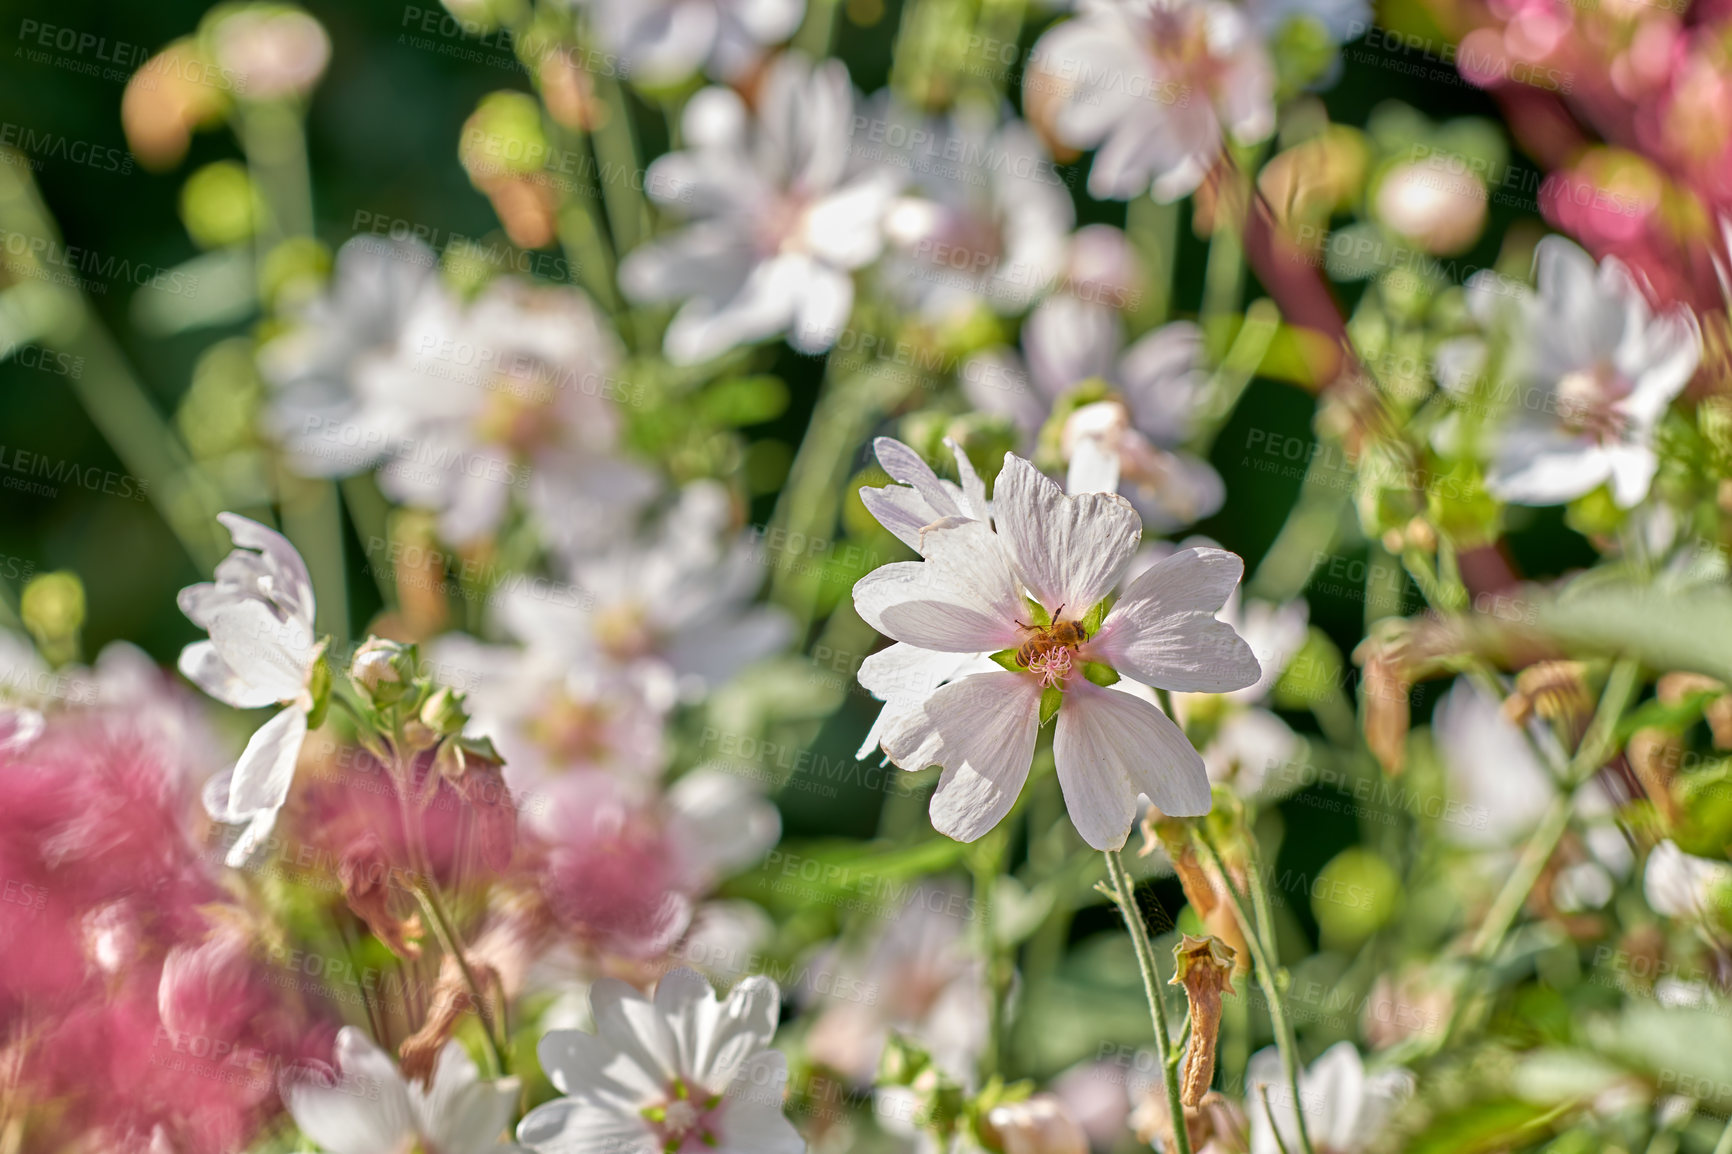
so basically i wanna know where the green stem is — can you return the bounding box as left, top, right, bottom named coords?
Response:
left=971, top=834, right=1007, bottom=1080
left=794, top=0, right=844, bottom=55
left=389, top=746, right=508, bottom=1078
left=1193, top=834, right=1316, bottom=1154
left=1715, top=1113, right=1732, bottom=1154
left=1103, top=849, right=1192, bottom=1154
left=1127, top=196, right=1179, bottom=331
left=1467, top=657, right=1642, bottom=959
left=411, top=875, right=507, bottom=1078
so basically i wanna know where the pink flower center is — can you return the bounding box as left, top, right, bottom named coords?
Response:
left=1555, top=362, right=1632, bottom=443
left=643, top=1079, right=724, bottom=1153
left=1016, top=619, right=1088, bottom=689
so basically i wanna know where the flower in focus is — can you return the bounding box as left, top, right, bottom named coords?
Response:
left=1479, top=237, right=1701, bottom=508
left=621, top=53, right=899, bottom=364
left=1246, top=1041, right=1412, bottom=1154
left=177, top=513, right=324, bottom=868
left=1027, top=0, right=1276, bottom=203
left=874, top=102, right=1076, bottom=320
left=282, top=1027, right=518, bottom=1154
left=517, top=967, right=805, bottom=1154
left=854, top=454, right=1260, bottom=849
left=965, top=297, right=1224, bottom=531
left=575, top=0, right=806, bottom=85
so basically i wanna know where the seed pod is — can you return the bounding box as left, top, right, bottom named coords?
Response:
left=1169, top=934, right=1237, bottom=1108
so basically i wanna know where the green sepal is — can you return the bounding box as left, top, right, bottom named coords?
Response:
left=1081, top=598, right=1110, bottom=636
left=1039, top=686, right=1063, bottom=726
left=990, top=648, right=1022, bottom=671
left=1024, top=598, right=1052, bottom=628
left=1082, top=662, right=1120, bottom=687
left=304, top=645, right=332, bottom=730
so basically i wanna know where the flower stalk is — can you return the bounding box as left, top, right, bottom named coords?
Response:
left=1103, top=848, right=1193, bottom=1154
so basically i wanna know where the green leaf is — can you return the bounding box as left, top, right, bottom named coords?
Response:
left=1082, top=662, right=1120, bottom=686
left=1081, top=597, right=1110, bottom=636
left=1039, top=686, right=1063, bottom=726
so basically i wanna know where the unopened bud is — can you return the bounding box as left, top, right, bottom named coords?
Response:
left=350, top=637, right=411, bottom=693
left=420, top=685, right=469, bottom=737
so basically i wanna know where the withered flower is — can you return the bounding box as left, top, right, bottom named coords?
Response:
left=1502, top=661, right=1592, bottom=729
left=1169, top=935, right=1237, bottom=1108
left=338, top=834, right=423, bottom=960
left=1659, top=672, right=1732, bottom=749
left=397, top=950, right=502, bottom=1085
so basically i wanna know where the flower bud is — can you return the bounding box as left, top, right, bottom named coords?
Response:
left=350, top=637, right=412, bottom=693
left=1168, top=935, right=1236, bottom=1108
left=1503, top=661, right=1592, bottom=728
left=420, top=685, right=469, bottom=738
left=984, top=1094, right=1089, bottom=1154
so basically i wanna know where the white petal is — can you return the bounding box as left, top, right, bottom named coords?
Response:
left=1066, top=436, right=1122, bottom=495
left=881, top=671, right=1043, bottom=842
left=227, top=704, right=308, bottom=816
left=411, top=1042, right=518, bottom=1153
left=852, top=520, right=1026, bottom=653
left=177, top=640, right=282, bottom=709
left=206, top=598, right=316, bottom=703
left=282, top=1028, right=414, bottom=1154
left=993, top=455, right=1142, bottom=618
left=215, top=511, right=316, bottom=626
left=1055, top=682, right=1210, bottom=849
left=518, top=1096, right=656, bottom=1154
left=716, top=1052, right=803, bottom=1154
left=1087, top=548, right=1260, bottom=693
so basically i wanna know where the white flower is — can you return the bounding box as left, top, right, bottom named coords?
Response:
left=1644, top=840, right=1732, bottom=923
left=495, top=481, right=792, bottom=709
left=177, top=513, right=323, bottom=868
left=429, top=633, right=669, bottom=799
left=667, top=768, right=783, bottom=884
left=1027, top=0, right=1275, bottom=203
left=621, top=54, right=898, bottom=364
left=370, top=277, right=656, bottom=547
left=518, top=967, right=805, bottom=1154
left=1431, top=679, right=1629, bottom=906
left=1480, top=237, right=1700, bottom=509
left=803, top=882, right=988, bottom=1087
left=576, top=0, right=805, bottom=85
left=1247, top=1042, right=1412, bottom=1154
left=853, top=453, right=1261, bottom=849
left=874, top=104, right=1075, bottom=319
left=965, top=296, right=1224, bottom=532
left=263, top=235, right=446, bottom=477
left=282, top=1027, right=518, bottom=1154
left=268, top=242, right=655, bottom=547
